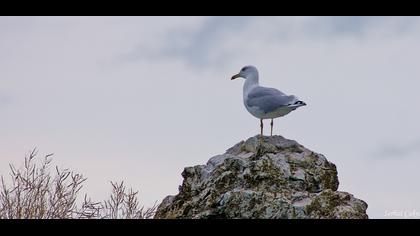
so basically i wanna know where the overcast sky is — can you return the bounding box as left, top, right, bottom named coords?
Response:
left=1, top=16, right=420, bottom=218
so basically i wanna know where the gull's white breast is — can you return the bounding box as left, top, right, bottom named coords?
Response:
left=244, top=101, right=296, bottom=119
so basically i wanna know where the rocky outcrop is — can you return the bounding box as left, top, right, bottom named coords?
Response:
left=154, top=135, right=368, bottom=219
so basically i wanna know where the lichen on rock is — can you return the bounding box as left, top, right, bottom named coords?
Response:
left=154, top=135, right=368, bottom=219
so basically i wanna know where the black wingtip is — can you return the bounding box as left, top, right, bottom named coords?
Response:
left=295, top=101, right=307, bottom=106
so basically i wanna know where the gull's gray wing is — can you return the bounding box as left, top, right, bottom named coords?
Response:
left=246, top=86, right=298, bottom=113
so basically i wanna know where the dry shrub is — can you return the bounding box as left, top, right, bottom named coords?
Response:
left=0, top=149, right=157, bottom=219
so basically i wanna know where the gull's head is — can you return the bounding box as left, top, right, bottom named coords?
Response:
left=231, top=65, right=258, bottom=80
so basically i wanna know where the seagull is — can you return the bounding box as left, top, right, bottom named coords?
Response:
left=231, top=65, right=306, bottom=136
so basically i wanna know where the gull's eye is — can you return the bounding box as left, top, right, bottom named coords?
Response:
left=241, top=67, right=247, bottom=72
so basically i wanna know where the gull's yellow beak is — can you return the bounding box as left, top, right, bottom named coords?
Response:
left=231, top=73, right=241, bottom=80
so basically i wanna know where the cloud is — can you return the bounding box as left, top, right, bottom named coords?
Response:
left=372, top=139, right=420, bottom=160
left=158, top=16, right=253, bottom=68
left=300, top=16, right=385, bottom=37
left=120, top=16, right=420, bottom=71
left=116, top=16, right=252, bottom=68
left=0, top=92, right=11, bottom=107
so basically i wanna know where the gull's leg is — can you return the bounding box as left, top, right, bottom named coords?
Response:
left=260, top=119, right=263, bottom=136
left=270, top=119, right=274, bottom=136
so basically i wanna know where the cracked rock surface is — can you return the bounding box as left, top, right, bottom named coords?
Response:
left=154, top=135, right=368, bottom=219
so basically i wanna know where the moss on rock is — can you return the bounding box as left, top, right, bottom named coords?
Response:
left=154, top=135, right=368, bottom=219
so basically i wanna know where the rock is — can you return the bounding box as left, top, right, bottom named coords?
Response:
left=154, top=135, right=368, bottom=219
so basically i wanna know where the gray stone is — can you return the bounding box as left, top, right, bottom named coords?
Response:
left=154, top=135, right=368, bottom=219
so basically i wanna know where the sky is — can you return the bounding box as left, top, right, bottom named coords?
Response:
left=1, top=16, right=420, bottom=218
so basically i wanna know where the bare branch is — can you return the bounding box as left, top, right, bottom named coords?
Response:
left=0, top=150, right=156, bottom=219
